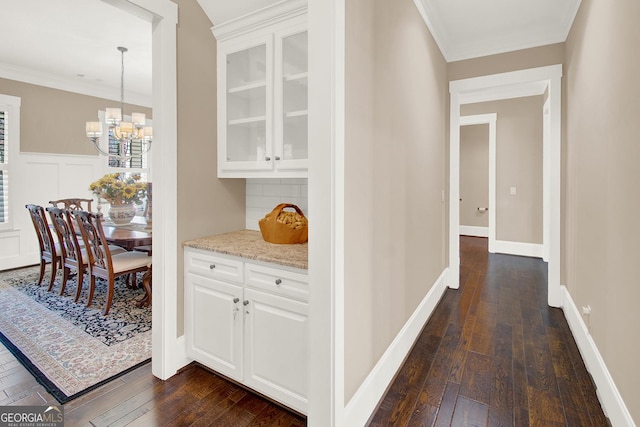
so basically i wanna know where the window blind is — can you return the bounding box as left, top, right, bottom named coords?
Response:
left=0, top=110, right=7, bottom=224
left=108, top=128, right=147, bottom=169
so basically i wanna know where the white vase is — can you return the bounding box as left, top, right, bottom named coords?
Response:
left=108, top=203, right=137, bottom=225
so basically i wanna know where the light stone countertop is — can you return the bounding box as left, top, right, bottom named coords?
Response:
left=182, top=229, right=308, bottom=270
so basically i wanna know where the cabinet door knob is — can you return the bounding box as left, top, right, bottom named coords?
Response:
left=275, top=278, right=282, bottom=285
left=243, top=300, right=249, bottom=306
left=209, top=264, right=215, bottom=269
left=265, top=156, right=271, bottom=161
left=275, top=156, right=281, bottom=160
left=233, top=297, right=239, bottom=304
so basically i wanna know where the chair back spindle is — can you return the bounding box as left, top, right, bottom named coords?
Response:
left=76, top=210, right=150, bottom=314
left=46, top=207, right=88, bottom=298
left=49, top=198, right=93, bottom=212
left=25, top=204, right=60, bottom=290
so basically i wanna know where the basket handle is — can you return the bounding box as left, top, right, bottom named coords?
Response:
left=270, top=203, right=306, bottom=220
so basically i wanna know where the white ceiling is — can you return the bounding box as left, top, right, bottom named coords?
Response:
left=0, top=0, right=581, bottom=105
left=0, top=0, right=152, bottom=106
left=417, top=0, right=582, bottom=62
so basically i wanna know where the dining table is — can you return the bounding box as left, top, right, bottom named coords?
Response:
left=101, top=226, right=153, bottom=251
left=101, top=217, right=153, bottom=307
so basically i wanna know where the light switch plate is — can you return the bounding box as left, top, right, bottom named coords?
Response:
left=510, top=186, right=517, bottom=195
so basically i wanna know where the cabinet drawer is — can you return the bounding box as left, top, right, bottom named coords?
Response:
left=186, top=249, right=243, bottom=284
left=245, top=263, right=308, bottom=301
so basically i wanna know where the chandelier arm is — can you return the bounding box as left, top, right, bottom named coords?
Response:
left=90, top=137, right=151, bottom=161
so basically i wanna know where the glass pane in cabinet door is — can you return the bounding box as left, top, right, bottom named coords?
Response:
left=282, top=31, right=308, bottom=161
left=226, top=44, right=267, bottom=162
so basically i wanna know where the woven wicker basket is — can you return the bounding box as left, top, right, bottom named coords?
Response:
left=259, top=203, right=308, bottom=244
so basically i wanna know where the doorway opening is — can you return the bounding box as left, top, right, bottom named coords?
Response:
left=449, top=65, right=562, bottom=307
left=459, top=114, right=496, bottom=250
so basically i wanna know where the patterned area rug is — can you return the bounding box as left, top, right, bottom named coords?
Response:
left=0, top=266, right=151, bottom=403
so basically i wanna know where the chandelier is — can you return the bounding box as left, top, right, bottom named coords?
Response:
left=85, top=46, right=152, bottom=161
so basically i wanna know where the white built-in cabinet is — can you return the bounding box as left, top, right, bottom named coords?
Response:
left=214, top=0, right=308, bottom=178
left=184, top=247, right=309, bottom=414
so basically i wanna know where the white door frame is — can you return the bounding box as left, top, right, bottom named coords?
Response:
left=102, top=0, right=180, bottom=379
left=459, top=114, right=497, bottom=250
left=449, top=64, right=562, bottom=307
left=543, top=97, right=551, bottom=262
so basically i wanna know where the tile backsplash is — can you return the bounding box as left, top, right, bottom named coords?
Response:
left=246, top=178, right=308, bottom=230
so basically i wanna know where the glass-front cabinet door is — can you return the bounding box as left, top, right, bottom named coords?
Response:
left=216, top=13, right=308, bottom=178
left=274, top=27, right=308, bottom=172
left=219, top=37, right=273, bottom=172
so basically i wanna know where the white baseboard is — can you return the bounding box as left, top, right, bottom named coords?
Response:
left=561, top=286, right=635, bottom=427
left=493, top=239, right=543, bottom=258
left=342, top=268, right=449, bottom=426
left=153, top=334, right=191, bottom=380
left=173, top=334, right=191, bottom=369
left=459, top=225, right=488, bottom=237
left=0, top=254, right=39, bottom=272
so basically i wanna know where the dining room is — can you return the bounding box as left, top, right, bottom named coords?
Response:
left=0, top=9, right=156, bottom=396
left=1, top=178, right=154, bottom=399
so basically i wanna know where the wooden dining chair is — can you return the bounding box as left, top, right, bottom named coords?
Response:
left=46, top=207, right=127, bottom=302
left=49, top=198, right=93, bottom=212
left=45, top=207, right=83, bottom=298
left=75, top=211, right=151, bottom=315
left=25, top=204, right=61, bottom=291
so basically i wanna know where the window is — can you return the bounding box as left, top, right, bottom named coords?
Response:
left=108, top=127, right=148, bottom=169
left=98, top=111, right=151, bottom=176
left=0, top=95, right=20, bottom=231
left=102, top=112, right=152, bottom=214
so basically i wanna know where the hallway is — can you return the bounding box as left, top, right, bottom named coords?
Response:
left=368, top=236, right=609, bottom=426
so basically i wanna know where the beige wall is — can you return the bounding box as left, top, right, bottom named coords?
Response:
left=344, top=0, right=447, bottom=403
left=462, top=97, right=543, bottom=244
left=565, top=0, right=640, bottom=422
left=448, top=43, right=565, bottom=81
left=460, top=124, right=489, bottom=228
left=174, top=0, right=246, bottom=336
left=0, top=77, right=151, bottom=155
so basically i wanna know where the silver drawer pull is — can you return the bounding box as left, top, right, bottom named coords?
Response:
left=209, top=264, right=215, bottom=269
left=275, top=278, right=282, bottom=285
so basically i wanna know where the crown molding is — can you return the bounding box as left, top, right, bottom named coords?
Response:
left=0, top=62, right=152, bottom=107
left=412, top=0, right=450, bottom=61
left=211, top=0, right=307, bottom=41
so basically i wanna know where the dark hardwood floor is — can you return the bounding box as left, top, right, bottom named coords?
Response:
left=1, top=236, right=608, bottom=426
left=368, top=236, right=609, bottom=427
left=0, top=348, right=306, bottom=426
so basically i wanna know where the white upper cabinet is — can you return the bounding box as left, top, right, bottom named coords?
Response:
left=214, top=0, right=308, bottom=178
left=276, top=27, right=308, bottom=171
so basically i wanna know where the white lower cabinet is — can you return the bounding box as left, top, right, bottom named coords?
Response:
left=186, top=274, right=243, bottom=381
left=243, top=288, right=308, bottom=411
left=184, top=247, right=308, bottom=414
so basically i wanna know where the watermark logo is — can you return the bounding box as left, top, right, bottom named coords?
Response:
left=0, top=406, right=64, bottom=427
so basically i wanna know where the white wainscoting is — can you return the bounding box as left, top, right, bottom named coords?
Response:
left=0, top=152, right=105, bottom=271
